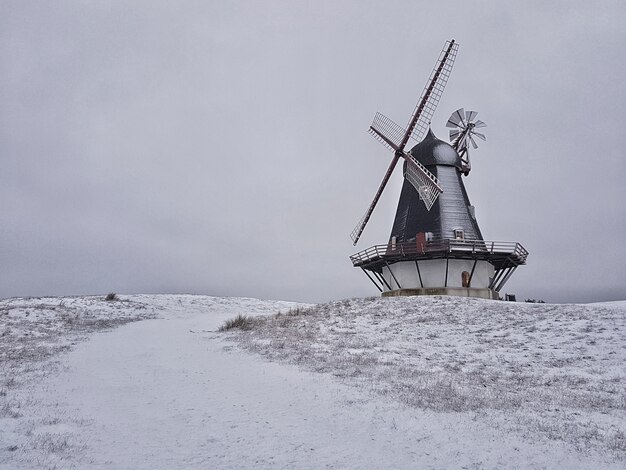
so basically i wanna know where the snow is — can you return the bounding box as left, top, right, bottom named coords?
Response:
left=1, top=294, right=624, bottom=469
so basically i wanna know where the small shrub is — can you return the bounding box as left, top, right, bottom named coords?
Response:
left=286, top=307, right=304, bottom=316
left=105, top=293, right=118, bottom=301
left=219, top=314, right=254, bottom=331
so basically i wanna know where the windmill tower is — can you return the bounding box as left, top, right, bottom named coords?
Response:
left=350, top=40, right=528, bottom=299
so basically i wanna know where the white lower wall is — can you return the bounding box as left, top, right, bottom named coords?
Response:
left=382, top=259, right=495, bottom=290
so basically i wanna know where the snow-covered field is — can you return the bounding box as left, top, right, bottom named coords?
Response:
left=0, top=295, right=302, bottom=469
left=226, top=297, right=626, bottom=459
left=1, top=294, right=624, bottom=469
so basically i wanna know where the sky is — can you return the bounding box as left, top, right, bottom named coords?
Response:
left=1, top=0, right=625, bottom=303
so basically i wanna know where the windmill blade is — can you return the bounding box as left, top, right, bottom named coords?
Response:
left=473, top=131, right=486, bottom=141
left=449, top=129, right=462, bottom=141
left=404, top=153, right=443, bottom=210
left=465, top=110, right=478, bottom=121
left=368, top=112, right=406, bottom=152
left=403, top=40, right=459, bottom=146
left=350, top=154, right=402, bottom=245
left=446, top=108, right=466, bottom=128
left=473, top=120, right=486, bottom=128
left=469, top=134, right=478, bottom=149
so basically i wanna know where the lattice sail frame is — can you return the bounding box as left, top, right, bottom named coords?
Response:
left=409, top=41, right=458, bottom=144
left=368, top=113, right=406, bottom=151
left=405, top=154, right=441, bottom=210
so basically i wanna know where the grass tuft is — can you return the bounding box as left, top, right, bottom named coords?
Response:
left=219, top=314, right=254, bottom=332
left=105, top=293, right=118, bottom=301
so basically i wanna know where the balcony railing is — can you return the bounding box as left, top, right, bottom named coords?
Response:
left=350, top=238, right=528, bottom=269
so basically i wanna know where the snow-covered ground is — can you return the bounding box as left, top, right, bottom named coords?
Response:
left=1, top=294, right=624, bottom=469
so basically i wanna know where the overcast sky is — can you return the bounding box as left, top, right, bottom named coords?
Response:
left=2, top=0, right=625, bottom=303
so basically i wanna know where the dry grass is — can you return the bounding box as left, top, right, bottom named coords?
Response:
left=218, top=314, right=255, bottom=331
left=222, top=296, right=626, bottom=458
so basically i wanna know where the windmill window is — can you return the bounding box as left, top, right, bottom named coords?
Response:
left=454, top=229, right=465, bottom=240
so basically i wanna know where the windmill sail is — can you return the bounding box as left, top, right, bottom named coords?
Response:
left=350, top=40, right=458, bottom=245
left=404, top=154, right=442, bottom=210
left=350, top=154, right=402, bottom=244
left=407, top=40, right=459, bottom=145
left=368, top=112, right=405, bottom=151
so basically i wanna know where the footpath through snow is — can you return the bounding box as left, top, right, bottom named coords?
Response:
left=1, top=295, right=624, bottom=469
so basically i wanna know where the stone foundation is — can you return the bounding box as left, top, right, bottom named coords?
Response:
left=381, top=287, right=498, bottom=300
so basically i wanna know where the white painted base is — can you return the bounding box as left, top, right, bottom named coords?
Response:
left=382, top=259, right=495, bottom=291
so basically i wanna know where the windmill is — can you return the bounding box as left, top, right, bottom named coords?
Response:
left=350, top=40, right=528, bottom=299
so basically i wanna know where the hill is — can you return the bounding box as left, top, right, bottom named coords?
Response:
left=1, top=294, right=624, bottom=469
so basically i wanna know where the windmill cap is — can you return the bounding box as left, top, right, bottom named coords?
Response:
left=409, top=129, right=461, bottom=168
